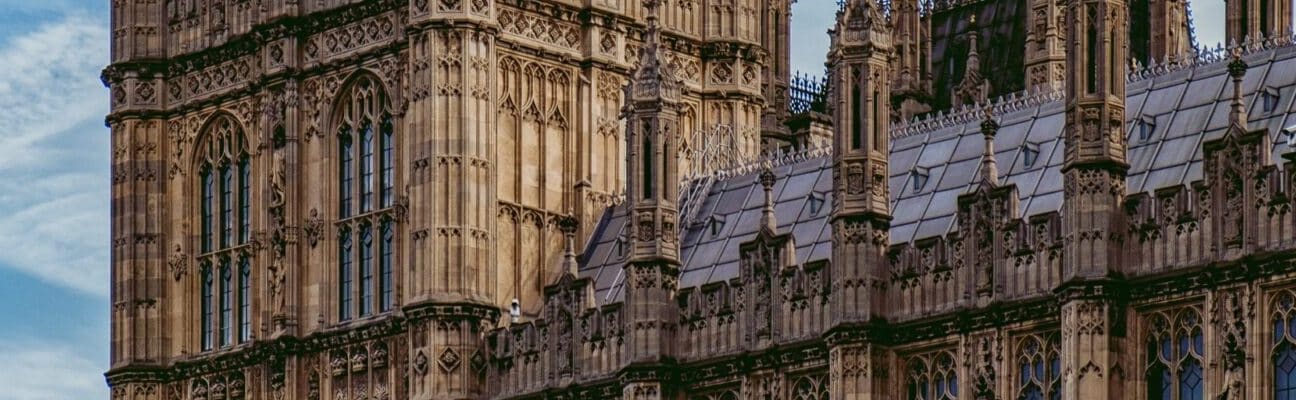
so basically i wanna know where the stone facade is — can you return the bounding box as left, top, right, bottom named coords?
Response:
left=106, top=1, right=1296, bottom=400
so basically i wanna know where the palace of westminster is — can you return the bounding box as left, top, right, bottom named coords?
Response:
left=103, top=0, right=1296, bottom=398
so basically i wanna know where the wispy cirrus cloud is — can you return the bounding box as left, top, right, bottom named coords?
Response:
left=0, top=338, right=107, bottom=400
left=0, top=14, right=110, bottom=297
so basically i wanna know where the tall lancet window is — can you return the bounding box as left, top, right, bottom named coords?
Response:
left=1086, top=6, right=1099, bottom=94
left=1145, top=309, right=1205, bottom=400
left=195, top=114, right=254, bottom=351
left=643, top=122, right=654, bottom=200
left=334, top=73, right=398, bottom=321
left=1273, top=291, right=1296, bottom=397
left=851, top=66, right=863, bottom=150
left=1260, top=0, right=1271, bottom=37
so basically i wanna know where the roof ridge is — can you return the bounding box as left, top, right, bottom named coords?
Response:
left=891, top=86, right=1064, bottom=140
left=1126, top=32, right=1296, bottom=83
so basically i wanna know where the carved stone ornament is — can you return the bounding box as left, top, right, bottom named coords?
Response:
left=846, top=163, right=866, bottom=195
left=438, top=347, right=461, bottom=372
left=303, top=208, right=325, bottom=247
left=168, top=244, right=189, bottom=281
left=413, top=350, right=429, bottom=375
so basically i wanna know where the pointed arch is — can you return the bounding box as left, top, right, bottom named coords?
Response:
left=1016, top=332, right=1061, bottom=400
left=332, top=69, right=399, bottom=322
left=193, top=111, right=254, bottom=352
left=1273, top=290, right=1296, bottom=397
left=1144, top=307, right=1203, bottom=400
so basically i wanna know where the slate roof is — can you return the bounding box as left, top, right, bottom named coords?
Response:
left=578, top=43, right=1296, bottom=305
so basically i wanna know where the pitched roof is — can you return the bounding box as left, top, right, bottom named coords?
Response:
left=579, top=43, right=1296, bottom=305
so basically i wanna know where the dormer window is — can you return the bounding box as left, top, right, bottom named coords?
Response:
left=807, top=193, right=826, bottom=216
left=615, top=232, right=628, bottom=257
left=1022, top=142, right=1041, bottom=168
left=708, top=215, right=728, bottom=237
left=910, top=167, right=930, bottom=193
left=1262, top=87, right=1281, bottom=114
left=1136, top=116, right=1156, bottom=141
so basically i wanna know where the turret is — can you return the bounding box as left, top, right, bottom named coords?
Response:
left=1025, top=0, right=1066, bottom=91
left=826, top=1, right=894, bottom=398
left=1058, top=0, right=1131, bottom=394
left=620, top=2, right=683, bottom=397
left=1226, top=0, right=1292, bottom=44
left=892, top=0, right=933, bottom=121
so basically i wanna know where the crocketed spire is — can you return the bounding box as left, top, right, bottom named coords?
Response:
left=631, top=0, right=681, bottom=104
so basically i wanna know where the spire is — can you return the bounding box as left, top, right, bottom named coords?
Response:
left=1227, top=49, right=1248, bottom=132
left=759, top=165, right=778, bottom=234
left=954, top=16, right=990, bottom=107
left=978, top=106, right=1000, bottom=187
left=632, top=0, right=680, bottom=104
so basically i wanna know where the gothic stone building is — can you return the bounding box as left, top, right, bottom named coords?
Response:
left=104, top=0, right=1296, bottom=399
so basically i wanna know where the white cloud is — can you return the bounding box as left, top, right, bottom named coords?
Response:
left=0, top=339, right=106, bottom=400
left=0, top=14, right=110, bottom=297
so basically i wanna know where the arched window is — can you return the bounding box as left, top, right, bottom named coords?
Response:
left=1016, top=334, right=1061, bottom=400
left=196, top=115, right=254, bottom=351
left=907, top=352, right=958, bottom=400
left=791, top=375, right=828, bottom=400
left=1146, top=309, right=1204, bottom=400
left=334, top=73, right=397, bottom=321
left=1273, top=291, right=1296, bottom=398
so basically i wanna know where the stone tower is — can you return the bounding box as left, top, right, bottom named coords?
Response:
left=106, top=1, right=169, bottom=397
left=1148, top=0, right=1192, bottom=61
left=405, top=1, right=500, bottom=399
left=622, top=1, right=683, bottom=397
left=826, top=0, right=893, bottom=398
left=892, top=0, right=933, bottom=121
left=1226, top=0, right=1292, bottom=43
left=1059, top=0, right=1130, bottom=395
left=1026, top=0, right=1066, bottom=91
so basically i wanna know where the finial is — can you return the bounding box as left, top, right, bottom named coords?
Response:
left=759, top=163, right=778, bottom=234
left=978, top=105, right=999, bottom=187
left=558, top=215, right=580, bottom=277
left=1228, top=49, right=1247, bottom=131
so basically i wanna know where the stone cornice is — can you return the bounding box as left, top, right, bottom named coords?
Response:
left=107, top=300, right=499, bottom=386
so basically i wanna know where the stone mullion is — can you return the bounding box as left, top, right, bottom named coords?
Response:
left=278, top=78, right=303, bottom=335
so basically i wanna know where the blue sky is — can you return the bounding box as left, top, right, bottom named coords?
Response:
left=0, top=0, right=1265, bottom=398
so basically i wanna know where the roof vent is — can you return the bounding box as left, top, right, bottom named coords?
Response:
left=1136, top=116, right=1156, bottom=141
left=615, top=233, right=628, bottom=257
left=910, top=167, right=931, bottom=193
left=807, top=193, right=826, bottom=216
left=1021, top=142, right=1041, bottom=168
left=708, top=215, right=727, bottom=237
left=1262, top=87, right=1281, bottom=114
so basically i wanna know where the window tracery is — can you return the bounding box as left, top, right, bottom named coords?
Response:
left=1272, top=290, right=1296, bottom=398
left=335, top=73, right=397, bottom=321
left=1145, top=308, right=1204, bottom=400
left=1016, top=333, right=1060, bottom=400
left=791, top=375, right=828, bottom=400
left=907, top=351, right=958, bottom=400
left=196, top=114, right=253, bottom=351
